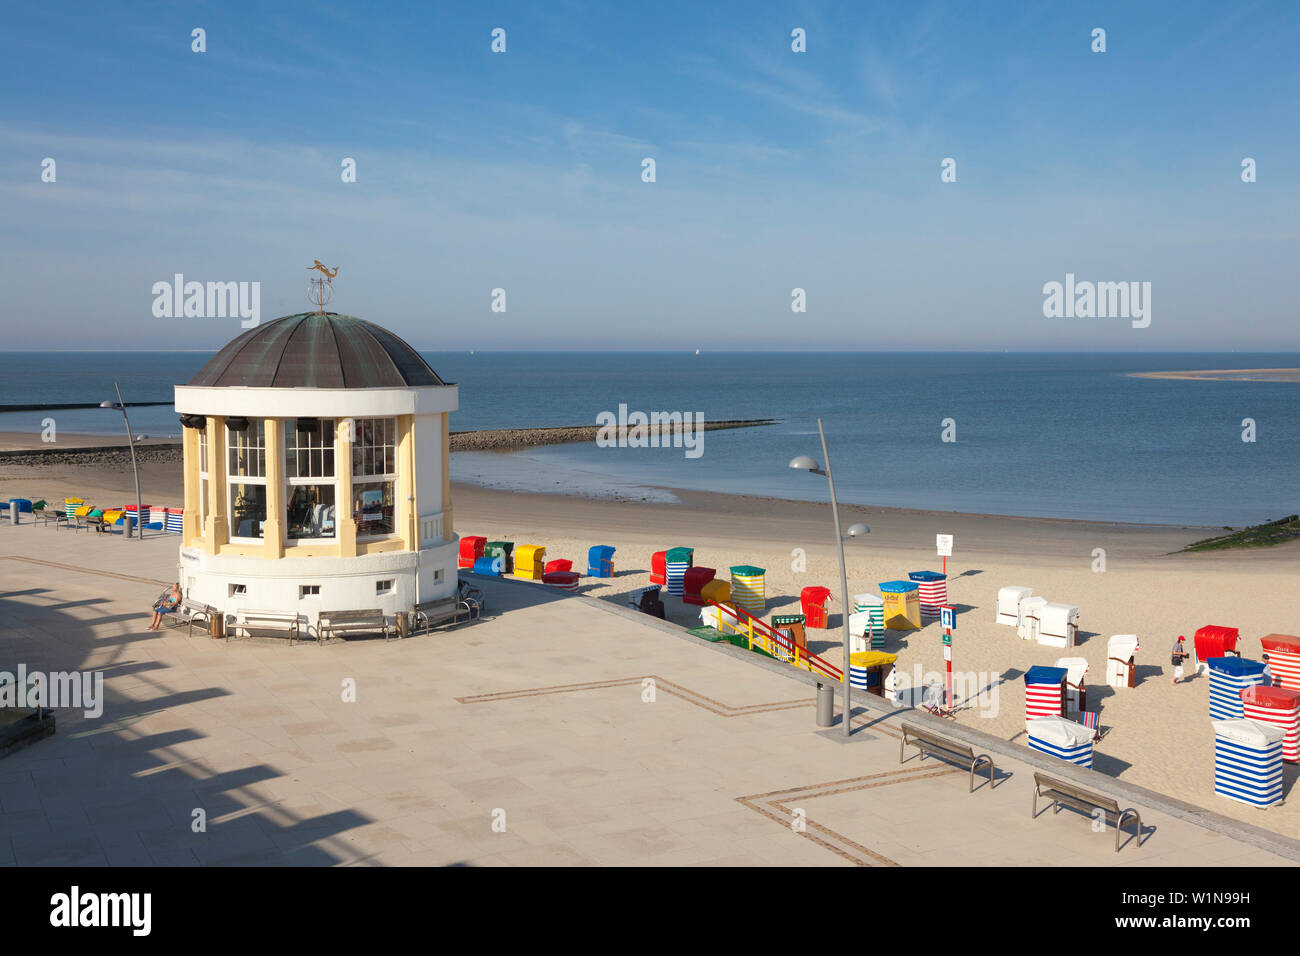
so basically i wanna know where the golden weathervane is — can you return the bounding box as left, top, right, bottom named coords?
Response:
left=306, top=260, right=338, bottom=312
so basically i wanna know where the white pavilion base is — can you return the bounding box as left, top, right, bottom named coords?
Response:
left=178, top=540, right=458, bottom=639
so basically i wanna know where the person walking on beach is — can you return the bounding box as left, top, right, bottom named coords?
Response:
left=149, top=583, right=182, bottom=630
left=1170, top=635, right=1190, bottom=685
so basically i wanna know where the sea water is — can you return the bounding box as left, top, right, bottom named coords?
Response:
left=1, top=351, right=1296, bottom=526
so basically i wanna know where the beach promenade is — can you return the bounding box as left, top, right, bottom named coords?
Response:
left=1, top=521, right=1295, bottom=867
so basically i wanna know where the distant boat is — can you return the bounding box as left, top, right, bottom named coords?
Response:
left=695, top=349, right=700, bottom=355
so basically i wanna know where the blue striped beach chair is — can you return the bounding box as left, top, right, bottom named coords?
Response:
left=1080, top=710, right=1102, bottom=741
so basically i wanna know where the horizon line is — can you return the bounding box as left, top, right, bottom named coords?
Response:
left=3, top=348, right=1299, bottom=356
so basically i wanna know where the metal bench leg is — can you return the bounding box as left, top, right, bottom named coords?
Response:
left=1116, top=809, right=1141, bottom=852
left=969, top=756, right=993, bottom=793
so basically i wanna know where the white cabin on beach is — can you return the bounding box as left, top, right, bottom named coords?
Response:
left=172, top=312, right=459, bottom=635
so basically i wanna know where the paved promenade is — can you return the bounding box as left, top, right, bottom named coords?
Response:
left=1, top=520, right=1295, bottom=866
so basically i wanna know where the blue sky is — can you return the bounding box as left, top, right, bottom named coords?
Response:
left=2, top=0, right=1297, bottom=350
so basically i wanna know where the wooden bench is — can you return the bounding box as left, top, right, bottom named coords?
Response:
left=412, top=597, right=468, bottom=634
left=225, top=610, right=301, bottom=646
left=164, top=598, right=216, bottom=637
left=319, top=609, right=392, bottom=644
left=899, top=721, right=995, bottom=793
left=1032, top=771, right=1142, bottom=852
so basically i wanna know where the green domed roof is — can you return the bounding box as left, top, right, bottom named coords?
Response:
left=189, top=313, right=444, bottom=389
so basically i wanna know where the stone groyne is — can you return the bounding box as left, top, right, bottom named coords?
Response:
left=0, top=419, right=778, bottom=466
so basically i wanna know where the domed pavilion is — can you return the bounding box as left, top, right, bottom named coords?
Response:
left=173, top=312, right=459, bottom=636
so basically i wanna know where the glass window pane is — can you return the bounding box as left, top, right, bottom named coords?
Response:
left=353, top=481, right=395, bottom=536
left=229, top=483, right=266, bottom=539
left=286, top=483, right=336, bottom=540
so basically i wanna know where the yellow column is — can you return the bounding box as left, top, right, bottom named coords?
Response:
left=181, top=423, right=200, bottom=548
left=262, top=419, right=284, bottom=559
left=206, top=417, right=227, bottom=553
left=337, top=418, right=356, bottom=557
left=441, top=411, right=453, bottom=541
left=397, top=415, right=415, bottom=551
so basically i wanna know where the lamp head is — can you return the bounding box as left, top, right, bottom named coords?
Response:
left=99, top=400, right=117, bottom=409
left=788, top=455, right=820, bottom=471
left=845, top=522, right=870, bottom=538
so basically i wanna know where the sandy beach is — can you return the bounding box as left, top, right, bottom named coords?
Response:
left=4, top=452, right=1300, bottom=839
left=1133, top=368, right=1300, bottom=383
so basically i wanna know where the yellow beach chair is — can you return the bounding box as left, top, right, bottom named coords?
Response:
left=514, top=544, right=546, bottom=581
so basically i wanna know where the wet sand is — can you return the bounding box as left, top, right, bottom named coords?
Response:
left=1132, top=368, right=1300, bottom=383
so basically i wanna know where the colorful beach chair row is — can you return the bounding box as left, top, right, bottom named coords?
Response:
left=1017, top=628, right=1300, bottom=806
left=644, top=547, right=960, bottom=655
left=1205, top=639, right=1300, bottom=807
left=12, top=498, right=185, bottom=533
left=648, top=549, right=766, bottom=610
left=457, top=536, right=616, bottom=591
left=1197, top=630, right=1300, bottom=808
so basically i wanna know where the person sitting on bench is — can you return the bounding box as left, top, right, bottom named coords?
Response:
left=149, top=583, right=182, bottom=630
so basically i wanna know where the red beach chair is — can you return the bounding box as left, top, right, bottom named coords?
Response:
left=458, top=536, right=486, bottom=569
left=800, top=586, right=833, bottom=629
left=649, top=550, right=667, bottom=586
left=682, top=567, right=717, bottom=606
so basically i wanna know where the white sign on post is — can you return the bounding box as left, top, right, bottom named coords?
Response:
left=943, top=645, right=952, bottom=662
left=936, top=534, right=953, bottom=557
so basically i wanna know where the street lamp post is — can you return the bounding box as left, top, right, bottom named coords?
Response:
left=790, top=418, right=869, bottom=737
left=100, top=382, right=144, bottom=541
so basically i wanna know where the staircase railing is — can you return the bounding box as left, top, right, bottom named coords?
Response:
left=706, top=600, right=843, bottom=683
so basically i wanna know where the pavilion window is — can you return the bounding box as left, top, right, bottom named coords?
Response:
left=351, top=416, right=397, bottom=537
left=227, top=419, right=267, bottom=540
left=284, top=418, right=337, bottom=541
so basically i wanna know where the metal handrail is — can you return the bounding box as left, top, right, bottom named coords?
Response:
left=706, top=600, right=843, bottom=681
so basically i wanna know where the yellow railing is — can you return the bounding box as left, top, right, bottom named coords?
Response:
left=713, top=601, right=838, bottom=679
left=739, top=615, right=809, bottom=670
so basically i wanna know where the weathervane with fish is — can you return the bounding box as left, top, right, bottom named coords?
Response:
left=306, top=260, right=339, bottom=313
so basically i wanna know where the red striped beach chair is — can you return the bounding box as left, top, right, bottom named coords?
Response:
left=1080, top=710, right=1102, bottom=741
